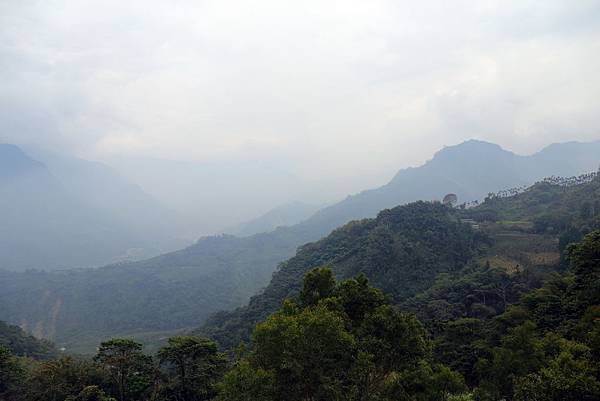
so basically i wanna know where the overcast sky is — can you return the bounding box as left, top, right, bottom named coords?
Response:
left=2, top=0, right=600, bottom=190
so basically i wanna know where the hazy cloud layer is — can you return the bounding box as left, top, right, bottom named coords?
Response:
left=2, top=0, right=600, bottom=191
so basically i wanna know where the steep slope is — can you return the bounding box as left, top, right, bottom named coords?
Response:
left=0, top=144, right=122, bottom=270
left=23, top=146, right=188, bottom=259
left=1, top=140, right=599, bottom=352
left=0, top=230, right=310, bottom=353
left=0, top=320, right=56, bottom=359
left=0, top=144, right=186, bottom=271
left=23, top=146, right=179, bottom=234
left=295, top=140, right=600, bottom=235
left=199, top=173, right=600, bottom=349
left=201, top=202, right=482, bottom=348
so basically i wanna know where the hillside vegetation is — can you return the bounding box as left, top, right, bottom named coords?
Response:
left=0, top=231, right=307, bottom=353
left=200, top=172, right=600, bottom=350
left=1, top=140, right=599, bottom=353
left=0, top=172, right=598, bottom=400
left=1, top=225, right=598, bottom=400
left=0, top=321, right=55, bottom=359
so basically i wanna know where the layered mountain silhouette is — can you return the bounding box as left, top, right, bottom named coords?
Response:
left=1, top=139, right=599, bottom=351
left=294, top=140, right=600, bottom=235
left=0, top=144, right=185, bottom=271
left=107, top=157, right=325, bottom=236
left=228, top=201, right=323, bottom=237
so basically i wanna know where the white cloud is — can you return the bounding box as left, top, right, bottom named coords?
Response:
left=1, top=0, right=600, bottom=192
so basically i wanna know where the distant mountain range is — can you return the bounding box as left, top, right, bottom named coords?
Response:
left=294, top=140, right=600, bottom=234
left=0, top=144, right=186, bottom=271
left=0, top=139, right=599, bottom=352
left=106, top=157, right=332, bottom=236
left=228, top=201, right=323, bottom=237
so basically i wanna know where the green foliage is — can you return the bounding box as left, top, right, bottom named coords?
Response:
left=0, top=321, right=55, bottom=359
left=94, top=339, right=152, bottom=401
left=215, top=360, right=275, bottom=401
left=157, top=336, right=227, bottom=401
left=407, top=264, right=530, bottom=330
left=513, top=341, right=600, bottom=401
left=471, top=229, right=600, bottom=400
left=253, top=303, right=356, bottom=400
left=357, top=305, right=430, bottom=374
left=25, top=356, right=110, bottom=401
left=2, top=335, right=228, bottom=401
left=332, top=273, right=388, bottom=326
left=203, top=201, right=481, bottom=349
left=433, top=318, right=487, bottom=386
left=476, top=321, right=545, bottom=400
left=573, top=305, right=600, bottom=360
left=567, top=230, right=600, bottom=310
left=378, top=361, right=466, bottom=401
left=219, top=269, right=465, bottom=401
left=0, top=345, right=25, bottom=401
left=447, top=393, right=474, bottom=401
left=0, top=231, right=309, bottom=354
left=208, top=179, right=600, bottom=399
left=466, top=176, right=600, bottom=253
left=2, top=176, right=600, bottom=400
left=66, top=386, right=116, bottom=401
left=299, top=266, right=336, bottom=307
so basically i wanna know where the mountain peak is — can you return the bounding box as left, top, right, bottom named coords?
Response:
left=434, top=139, right=507, bottom=157
left=421, top=139, right=516, bottom=172
left=538, top=140, right=600, bottom=154
left=0, top=143, right=28, bottom=158
left=0, top=143, right=45, bottom=176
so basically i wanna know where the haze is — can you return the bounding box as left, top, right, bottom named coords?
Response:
left=1, top=0, right=600, bottom=231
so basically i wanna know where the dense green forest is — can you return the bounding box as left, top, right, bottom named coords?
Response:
left=199, top=173, right=600, bottom=349
left=201, top=201, right=483, bottom=349
left=0, top=231, right=305, bottom=353
left=1, top=229, right=599, bottom=400
left=1, top=173, right=599, bottom=400
left=0, top=321, right=55, bottom=360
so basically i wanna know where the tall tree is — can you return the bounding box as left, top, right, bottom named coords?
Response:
left=567, top=230, right=600, bottom=311
left=158, top=336, right=227, bottom=401
left=299, top=266, right=336, bottom=307
left=252, top=304, right=356, bottom=400
left=94, top=339, right=151, bottom=401
left=25, top=356, right=109, bottom=401
left=219, top=268, right=465, bottom=401
left=0, top=345, right=24, bottom=401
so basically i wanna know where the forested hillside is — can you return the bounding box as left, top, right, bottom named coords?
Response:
left=1, top=171, right=599, bottom=400
left=200, top=172, right=600, bottom=350
left=0, top=231, right=308, bottom=353
left=1, top=140, right=599, bottom=353
left=1, top=227, right=598, bottom=400
left=3, top=1, right=598, bottom=399
left=217, top=224, right=600, bottom=400
left=292, top=140, right=600, bottom=237
left=0, top=321, right=55, bottom=359
left=201, top=201, right=482, bottom=348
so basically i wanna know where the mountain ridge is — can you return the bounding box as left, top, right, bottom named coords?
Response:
left=1, top=139, right=599, bottom=352
left=0, top=144, right=187, bottom=271
left=198, top=171, right=600, bottom=349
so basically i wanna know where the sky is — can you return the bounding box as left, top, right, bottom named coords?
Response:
left=2, top=0, right=600, bottom=195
